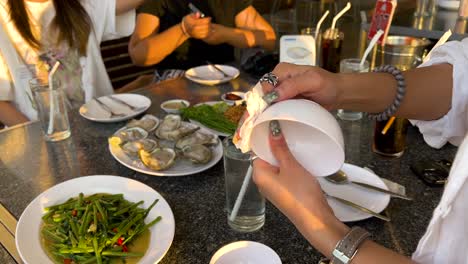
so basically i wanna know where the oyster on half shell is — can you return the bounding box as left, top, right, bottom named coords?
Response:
left=108, top=127, right=148, bottom=146
left=139, top=148, right=176, bottom=171
left=121, top=138, right=158, bottom=156
left=175, top=131, right=218, bottom=149
left=181, top=144, right=212, bottom=164
left=155, top=115, right=199, bottom=141
left=126, top=114, right=160, bottom=132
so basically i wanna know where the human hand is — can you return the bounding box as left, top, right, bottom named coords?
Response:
left=202, top=23, right=228, bottom=45
left=261, top=63, right=341, bottom=110
left=252, top=120, right=348, bottom=254
left=182, top=13, right=212, bottom=39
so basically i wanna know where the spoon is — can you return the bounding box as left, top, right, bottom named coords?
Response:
left=325, top=170, right=413, bottom=200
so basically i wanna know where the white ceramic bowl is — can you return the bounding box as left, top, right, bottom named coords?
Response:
left=221, top=91, right=245, bottom=105
left=160, top=99, right=190, bottom=114
left=250, top=99, right=344, bottom=177
left=210, top=241, right=281, bottom=264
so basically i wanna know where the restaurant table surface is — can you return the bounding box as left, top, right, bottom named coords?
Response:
left=0, top=72, right=458, bottom=263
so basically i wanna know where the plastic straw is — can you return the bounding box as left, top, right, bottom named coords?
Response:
left=228, top=165, right=253, bottom=222
left=381, top=116, right=396, bottom=135
left=315, top=10, right=330, bottom=41
left=424, top=29, right=452, bottom=63
left=360, top=29, right=384, bottom=66
left=331, top=2, right=351, bottom=30
left=47, top=61, right=61, bottom=135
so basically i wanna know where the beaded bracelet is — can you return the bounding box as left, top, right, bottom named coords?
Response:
left=367, top=65, right=406, bottom=121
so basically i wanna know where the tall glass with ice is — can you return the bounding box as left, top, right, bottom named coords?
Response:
left=223, top=137, right=265, bottom=232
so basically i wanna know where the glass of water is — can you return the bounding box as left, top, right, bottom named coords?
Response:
left=223, top=137, right=265, bottom=232
left=337, top=58, right=370, bottom=121
left=30, top=78, right=71, bottom=142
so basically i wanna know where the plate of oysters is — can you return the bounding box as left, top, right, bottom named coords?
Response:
left=108, top=114, right=223, bottom=176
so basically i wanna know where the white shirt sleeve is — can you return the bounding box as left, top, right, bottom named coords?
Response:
left=410, top=38, right=468, bottom=148
left=83, top=0, right=136, bottom=43
left=0, top=53, right=13, bottom=101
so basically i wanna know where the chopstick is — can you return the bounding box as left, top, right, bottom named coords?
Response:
left=206, top=61, right=231, bottom=78
left=0, top=202, right=16, bottom=235
left=0, top=223, right=21, bottom=263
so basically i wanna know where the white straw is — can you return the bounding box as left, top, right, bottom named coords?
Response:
left=360, top=29, right=384, bottom=66
left=315, top=10, right=330, bottom=41
left=47, top=61, right=61, bottom=135
left=424, top=29, right=452, bottom=63
left=229, top=165, right=253, bottom=222
left=331, top=2, right=351, bottom=30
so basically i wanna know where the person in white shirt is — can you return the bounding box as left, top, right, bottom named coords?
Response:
left=0, top=0, right=144, bottom=127
left=254, top=38, right=468, bottom=263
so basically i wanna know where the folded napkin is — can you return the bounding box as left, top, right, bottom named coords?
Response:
left=98, top=97, right=134, bottom=116
left=364, top=167, right=407, bottom=196
left=83, top=100, right=111, bottom=119
left=84, top=97, right=135, bottom=119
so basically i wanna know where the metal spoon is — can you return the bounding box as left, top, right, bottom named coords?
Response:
left=325, top=170, right=413, bottom=200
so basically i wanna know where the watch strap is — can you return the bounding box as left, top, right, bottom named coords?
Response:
left=331, top=226, right=370, bottom=264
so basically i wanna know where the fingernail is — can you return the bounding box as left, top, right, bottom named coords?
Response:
left=263, top=91, right=279, bottom=104
left=269, top=120, right=281, bottom=137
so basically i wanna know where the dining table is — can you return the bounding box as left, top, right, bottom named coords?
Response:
left=0, top=71, right=458, bottom=264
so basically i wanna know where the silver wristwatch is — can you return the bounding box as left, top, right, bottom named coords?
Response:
left=331, top=226, right=370, bottom=264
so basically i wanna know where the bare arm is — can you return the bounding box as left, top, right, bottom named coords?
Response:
left=336, top=63, right=453, bottom=120
left=0, top=101, right=29, bottom=126
left=204, top=6, right=276, bottom=51
left=115, top=0, right=145, bottom=15
left=129, top=13, right=211, bottom=66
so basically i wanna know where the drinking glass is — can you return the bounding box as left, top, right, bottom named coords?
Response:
left=223, top=137, right=265, bottom=232
left=321, top=28, right=344, bottom=73
left=337, top=58, right=369, bottom=121
left=301, top=27, right=321, bottom=66
left=372, top=118, right=409, bottom=158
left=414, top=0, right=436, bottom=17
left=30, top=78, right=71, bottom=142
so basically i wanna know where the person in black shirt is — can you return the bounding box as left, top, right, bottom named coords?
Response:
left=128, top=0, right=276, bottom=71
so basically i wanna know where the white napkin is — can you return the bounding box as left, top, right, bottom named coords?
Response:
left=364, top=167, right=407, bottom=196
left=98, top=97, right=134, bottom=116
left=83, top=100, right=111, bottom=119
left=233, top=82, right=268, bottom=153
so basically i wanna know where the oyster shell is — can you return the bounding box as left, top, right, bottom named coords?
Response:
left=121, top=139, right=158, bottom=156
left=175, top=131, right=218, bottom=149
left=108, top=127, right=148, bottom=146
left=126, top=114, right=160, bottom=132
left=155, top=115, right=199, bottom=141
left=139, top=148, right=176, bottom=171
left=181, top=145, right=212, bottom=164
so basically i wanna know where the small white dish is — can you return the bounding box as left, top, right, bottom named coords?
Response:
left=318, top=163, right=391, bottom=222
left=250, top=99, right=344, bottom=177
left=160, top=99, right=190, bottom=114
left=185, top=65, right=240, bottom=86
left=79, top=94, right=151, bottom=123
left=16, top=175, right=175, bottom=264
left=210, top=241, right=282, bottom=264
left=221, top=92, right=245, bottom=105
left=438, top=0, right=460, bottom=10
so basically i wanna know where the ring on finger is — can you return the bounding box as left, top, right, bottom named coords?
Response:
left=259, top=72, right=279, bottom=87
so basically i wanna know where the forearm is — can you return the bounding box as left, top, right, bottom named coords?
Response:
left=224, top=27, right=276, bottom=51
left=336, top=63, right=452, bottom=120
left=129, top=24, right=188, bottom=66
left=0, top=101, right=29, bottom=126
left=115, top=0, right=145, bottom=15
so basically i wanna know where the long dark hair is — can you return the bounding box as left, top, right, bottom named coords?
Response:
left=6, top=0, right=92, bottom=55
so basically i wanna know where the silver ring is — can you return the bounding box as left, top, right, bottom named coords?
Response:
left=250, top=155, right=259, bottom=162
left=259, top=72, right=279, bottom=87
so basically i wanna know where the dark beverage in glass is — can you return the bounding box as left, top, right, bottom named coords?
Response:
left=321, top=28, right=344, bottom=73
left=372, top=118, right=409, bottom=157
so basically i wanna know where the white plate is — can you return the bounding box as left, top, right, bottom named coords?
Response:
left=185, top=65, right=240, bottom=85
left=79, top=94, right=151, bottom=123
left=109, top=126, right=223, bottom=176
left=210, top=241, right=282, bottom=264
left=318, top=164, right=390, bottom=222
left=16, top=175, right=175, bottom=264
left=438, top=0, right=460, bottom=10
left=189, top=101, right=232, bottom=137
